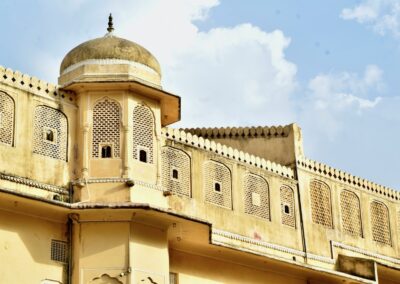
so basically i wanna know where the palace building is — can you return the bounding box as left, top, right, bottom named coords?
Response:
left=0, top=15, right=399, bottom=284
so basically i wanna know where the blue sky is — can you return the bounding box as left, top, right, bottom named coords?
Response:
left=0, top=0, right=399, bottom=188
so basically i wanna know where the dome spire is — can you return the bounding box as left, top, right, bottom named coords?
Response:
left=107, top=13, right=114, bottom=33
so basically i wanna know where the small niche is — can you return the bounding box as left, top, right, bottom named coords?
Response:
left=101, top=145, right=112, bottom=158
left=139, top=149, right=147, bottom=163
left=284, top=204, right=290, bottom=214
left=172, top=169, right=179, bottom=180
left=214, top=182, right=221, bottom=193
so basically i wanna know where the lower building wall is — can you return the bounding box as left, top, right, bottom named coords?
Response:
left=169, top=249, right=306, bottom=284
left=0, top=209, right=67, bottom=283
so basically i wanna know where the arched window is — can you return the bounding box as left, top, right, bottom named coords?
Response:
left=0, top=91, right=15, bottom=146
left=310, top=180, right=333, bottom=228
left=139, top=149, right=147, bottom=163
left=45, top=129, right=55, bottom=142
left=33, top=106, right=68, bottom=161
left=161, top=147, right=191, bottom=197
left=243, top=174, right=270, bottom=220
left=340, top=190, right=362, bottom=237
left=133, top=104, right=154, bottom=163
left=204, top=161, right=232, bottom=209
left=281, top=185, right=296, bottom=228
left=92, top=99, right=121, bottom=158
left=371, top=201, right=391, bottom=245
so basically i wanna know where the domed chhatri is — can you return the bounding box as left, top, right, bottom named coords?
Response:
left=59, top=35, right=161, bottom=76
left=59, top=14, right=162, bottom=87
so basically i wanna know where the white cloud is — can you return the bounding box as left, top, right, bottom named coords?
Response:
left=341, top=0, right=400, bottom=37
left=341, top=4, right=378, bottom=22
left=109, top=0, right=298, bottom=127
left=308, top=65, right=383, bottom=112
left=30, top=0, right=298, bottom=128
left=300, top=65, right=384, bottom=141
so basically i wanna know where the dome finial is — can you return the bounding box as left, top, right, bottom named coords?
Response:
left=107, top=13, right=114, bottom=33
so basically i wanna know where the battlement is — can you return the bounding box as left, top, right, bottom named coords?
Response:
left=297, top=156, right=400, bottom=201
left=0, top=66, right=75, bottom=104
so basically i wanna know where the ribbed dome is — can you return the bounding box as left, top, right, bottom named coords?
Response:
left=60, top=34, right=161, bottom=76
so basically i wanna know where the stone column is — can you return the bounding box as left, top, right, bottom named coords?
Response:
left=123, top=124, right=131, bottom=178
left=81, top=124, right=90, bottom=178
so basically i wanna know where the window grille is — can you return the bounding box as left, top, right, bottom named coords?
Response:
left=161, top=147, right=191, bottom=197
left=33, top=106, right=68, bottom=160
left=340, top=190, right=363, bottom=237
left=0, top=91, right=14, bottom=146
left=204, top=161, right=232, bottom=209
left=371, top=201, right=391, bottom=246
left=133, top=104, right=154, bottom=163
left=310, top=180, right=333, bottom=228
left=244, top=174, right=270, bottom=220
left=51, top=240, right=68, bottom=263
left=92, top=99, right=120, bottom=158
left=281, top=185, right=296, bottom=228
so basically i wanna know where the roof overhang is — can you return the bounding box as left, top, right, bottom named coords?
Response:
left=60, top=80, right=181, bottom=126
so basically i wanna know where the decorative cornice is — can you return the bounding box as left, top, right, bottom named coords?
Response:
left=0, top=172, right=69, bottom=195
left=0, top=66, right=75, bottom=104
left=72, top=178, right=164, bottom=191
left=212, top=228, right=335, bottom=264
left=297, top=157, right=400, bottom=201
left=162, top=128, right=295, bottom=179
left=182, top=125, right=291, bottom=139
left=72, top=178, right=131, bottom=185
left=307, top=253, right=336, bottom=264
left=132, top=179, right=164, bottom=191
left=212, top=229, right=306, bottom=256
left=332, top=241, right=400, bottom=266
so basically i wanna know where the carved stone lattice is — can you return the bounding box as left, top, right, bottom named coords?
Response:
left=92, top=99, right=120, bottom=158
left=340, top=190, right=363, bottom=237
left=161, top=147, right=191, bottom=197
left=281, top=185, right=296, bottom=228
left=0, top=92, right=14, bottom=146
left=132, top=104, right=154, bottom=163
left=204, top=161, right=232, bottom=209
left=371, top=201, right=391, bottom=246
left=33, top=106, right=68, bottom=160
left=243, top=174, right=270, bottom=220
left=310, top=180, right=333, bottom=228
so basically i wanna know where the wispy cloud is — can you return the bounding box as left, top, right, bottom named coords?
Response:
left=341, top=0, right=400, bottom=38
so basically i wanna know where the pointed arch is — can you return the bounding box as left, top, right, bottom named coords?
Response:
left=33, top=105, right=68, bottom=161
left=371, top=200, right=391, bottom=245
left=204, top=160, right=232, bottom=209
left=243, top=174, right=270, bottom=220
left=132, top=104, right=155, bottom=163
left=161, top=146, right=191, bottom=197
left=0, top=91, right=15, bottom=146
left=340, top=190, right=363, bottom=237
left=92, top=98, right=121, bottom=158
left=281, top=185, right=296, bottom=228
left=310, top=180, right=333, bottom=228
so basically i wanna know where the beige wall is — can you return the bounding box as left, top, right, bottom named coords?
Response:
left=0, top=208, right=67, bottom=283
left=170, top=249, right=306, bottom=284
